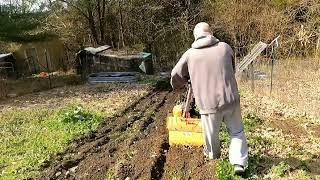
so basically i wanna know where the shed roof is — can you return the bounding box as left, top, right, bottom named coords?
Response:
left=84, top=45, right=111, bottom=55
left=99, top=50, right=152, bottom=60
left=0, top=53, right=13, bottom=60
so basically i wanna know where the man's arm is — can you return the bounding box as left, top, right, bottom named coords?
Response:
left=226, top=44, right=236, bottom=73
left=170, top=50, right=190, bottom=90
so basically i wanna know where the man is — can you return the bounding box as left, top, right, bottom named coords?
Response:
left=170, top=22, right=248, bottom=175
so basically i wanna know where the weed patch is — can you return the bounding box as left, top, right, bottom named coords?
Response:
left=0, top=105, right=103, bottom=179
left=243, top=113, right=263, bottom=133
left=216, top=113, right=269, bottom=180
left=215, top=159, right=236, bottom=180
left=268, top=162, right=290, bottom=177
left=215, top=109, right=319, bottom=179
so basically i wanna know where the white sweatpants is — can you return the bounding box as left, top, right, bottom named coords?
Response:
left=201, top=102, right=248, bottom=166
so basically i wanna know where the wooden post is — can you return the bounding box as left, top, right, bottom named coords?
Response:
left=316, top=35, right=320, bottom=65
left=268, top=35, right=280, bottom=95
left=45, top=49, right=52, bottom=89
left=270, top=46, right=276, bottom=95
left=0, top=80, right=8, bottom=98
left=250, top=63, right=255, bottom=92
left=32, top=56, right=37, bottom=74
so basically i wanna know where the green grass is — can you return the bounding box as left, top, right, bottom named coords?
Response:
left=138, top=75, right=172, bottom=91
left=0, top=105, right=103, bottom=179
left=216, top=159, right=242, bottom=180
left=216, top=113, right=265, bottom=180
left=215, top=112, right=316, bottom=179
left=242, top=113, right=263, bottom=133
left=268, top=162, right=290, bottom=177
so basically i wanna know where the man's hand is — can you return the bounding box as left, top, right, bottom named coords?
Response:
left=170, top=50, right=190, bottom=90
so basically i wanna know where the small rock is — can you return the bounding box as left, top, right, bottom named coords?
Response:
left=125, top=177, right=131, bottom=180
left=55, top=172, right=61, bottom=177
left=70, top=166, right=78, bottom=172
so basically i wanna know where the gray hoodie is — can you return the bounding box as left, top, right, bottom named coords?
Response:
left=171, top=35, right=239, bottom=114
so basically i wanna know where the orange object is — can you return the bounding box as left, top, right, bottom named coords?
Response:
left=173, top=105, right=183, bottom=117
left=39, top=72, right=49, bottom=77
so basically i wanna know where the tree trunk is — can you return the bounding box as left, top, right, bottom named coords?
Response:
left=118, top=1, right=125, bottom=48
left=101, top=0, right=106, bottom=43
left=97, top=0, right=106, bottom=44
left=87, top=8, right=99, bottom=45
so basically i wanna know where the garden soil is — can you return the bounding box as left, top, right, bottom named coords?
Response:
left=40, top=90, right=215, bottom=180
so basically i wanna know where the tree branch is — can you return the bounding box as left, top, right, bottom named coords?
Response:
left=57, top=0, right=89, bottom=20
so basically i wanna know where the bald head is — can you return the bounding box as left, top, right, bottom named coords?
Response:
left=193, top=22, right=212, bottom=40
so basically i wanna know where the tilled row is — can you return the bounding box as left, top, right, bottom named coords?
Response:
left=40, top=89, right=217, bottom=180
left=105, top=91, right=178, bottom=179
left=162, top=146, right=216, bottom=180
left=40, top=90, right=173, bottom=180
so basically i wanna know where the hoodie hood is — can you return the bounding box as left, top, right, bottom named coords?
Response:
left=192, top=35, right=220, bottom=49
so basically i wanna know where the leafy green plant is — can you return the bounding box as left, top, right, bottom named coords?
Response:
left=243, top=113, right=263, bottom=133
left=293, top=170, right=312, bottom=180
left=219, top=124, right=229, bottom=144
left=269, top=162, right=290, bottom=177
left=248, top=135, right=271, bottom=148
left=216, top=159, right=244, bottom=180
left=298, top=160, right=310, bottom=172
left=126, top=150, right=136, bottom=160
left=61, top=105, right=95, bottom=123
left=169, top=169, right=183, bottom=180
left=105, top=169, right=115, bottom=180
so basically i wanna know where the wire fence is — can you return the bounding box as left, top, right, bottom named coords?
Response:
left=235, top=36, right=280, bottom=95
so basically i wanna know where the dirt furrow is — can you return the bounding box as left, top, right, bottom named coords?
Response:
left=150, top=142, right=170, bottom=179
left=40, top=89, right=217, bottom=180
left=113, top=91, right=178, bottom=180
left=162, top=146, right=215, bottom=180
left=50, top=90, right=154, bottom=158
left=39, top=90, right=171, bottom=180
left=72, top=91, right=170, bottom=180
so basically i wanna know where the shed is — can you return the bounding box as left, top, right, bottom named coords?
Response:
left=0, top=53, right=15, bottom=78
left=11, top=39, right=66, bottom=76
left=96, top=49, right=153, bottom=74
left=76, top=46, right=154, bottom=77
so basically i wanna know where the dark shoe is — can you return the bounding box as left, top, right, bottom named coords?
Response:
left=234, top=164, right=245, bottom=175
